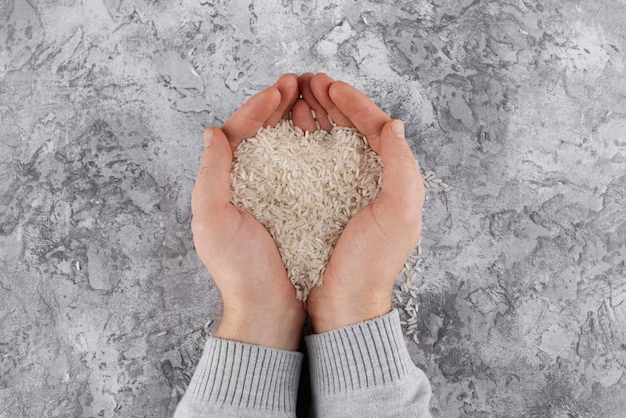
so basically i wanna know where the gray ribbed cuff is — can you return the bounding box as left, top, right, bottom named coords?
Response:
left=306, top=309, right=414, bottom=395
left=185, top=337, right=303, bottom=413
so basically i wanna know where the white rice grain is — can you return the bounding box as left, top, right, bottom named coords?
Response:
left=230, top=121, right=383, bottom=301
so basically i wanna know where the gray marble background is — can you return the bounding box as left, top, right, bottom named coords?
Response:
left=1, top=0, right=625, bottom=417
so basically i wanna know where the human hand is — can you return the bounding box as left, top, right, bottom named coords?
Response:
left=191, top=74, right=305, bottom=350
left=294, top=73, right=425, bottom=333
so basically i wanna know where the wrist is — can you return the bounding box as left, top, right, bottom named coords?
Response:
left=216, top=304, right=305, bottom=351
left=309, top=294, right=392, bottom=334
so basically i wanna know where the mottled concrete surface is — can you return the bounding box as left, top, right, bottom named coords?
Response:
left=1, top=0, right=625, bottom=417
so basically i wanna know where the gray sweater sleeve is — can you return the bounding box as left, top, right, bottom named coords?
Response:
left=174, top=310, right=431, bottom=417
left=305, top=309, right=432, bottom=418
left=173, top=337, right=303, bottom=417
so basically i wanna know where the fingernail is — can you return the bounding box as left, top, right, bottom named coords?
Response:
left=204, top=129, right=214, bottom=147
left=391, top=120, right=405, bottom=138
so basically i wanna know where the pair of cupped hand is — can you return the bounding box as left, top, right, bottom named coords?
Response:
left=192, top=73, right=425, bottom=350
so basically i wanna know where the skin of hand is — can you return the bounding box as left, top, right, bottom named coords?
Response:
left=292, top=73, right=426, bottom=333
left=191, top=74, right=305, bottom=351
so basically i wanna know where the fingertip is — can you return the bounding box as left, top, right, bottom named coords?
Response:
left=286, top=72, right=300, bottom=82
left=265, top=86, right=282, bottom=105
left=310, top=73, right=329, bottom=92
left=222, top=86, right=281, bottom=147
left=204, top=127, right=215, bottom=147
left=310, top=74, right=353, bottom=127
left=381, top=119, right=408, bottom=146
left=254, top=86, right=283, bottom=123
left=275, top=73, right=299, bottom=92
left=296, top=74, right=330, bottom=131
left=292, top=99, right=316, bottom=132
left=202, top=127, right=231, bottom=152
left=328, top=81, right=348, bottom=101
left=266, top=75, right=300, bottom=127
left=380, top=119, right=415, bottom=167
left=298, top=72, right=314, bottom=93
left=282, top=73, right=300, bottom=111
left=390, top=120, right=405, bottom=138
left=314, top=72, right=332, bottom=81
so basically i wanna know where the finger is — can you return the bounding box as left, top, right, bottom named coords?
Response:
left=191, top=127, right=233, bottom=216
left=309, top=73, right=354, bottom=127
left=376, top=120, right=423, bottom=203
left=328, top=81, right=390, bottom=153
left=265, top=73, right=299, bottom=127
left=291, top=99, right=317, bottom=132
left=222, top=87, right=281, bottom=150
left=299, top=72, right=333, bottom=131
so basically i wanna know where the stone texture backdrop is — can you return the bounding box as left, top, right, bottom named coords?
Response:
left=1, top=0, right=625, bottom=417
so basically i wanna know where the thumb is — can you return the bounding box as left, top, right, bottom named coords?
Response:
left=191, top=127, right=233, bottom=216
left=377, top=120, right=423, bottom=203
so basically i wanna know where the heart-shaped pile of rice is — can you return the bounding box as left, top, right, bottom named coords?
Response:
left=230, top=120, right=383, bottom=301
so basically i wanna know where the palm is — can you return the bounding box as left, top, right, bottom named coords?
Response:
left=205, top=205, right=299, bottom=310
left=309, top=206, right=389, bottom=302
